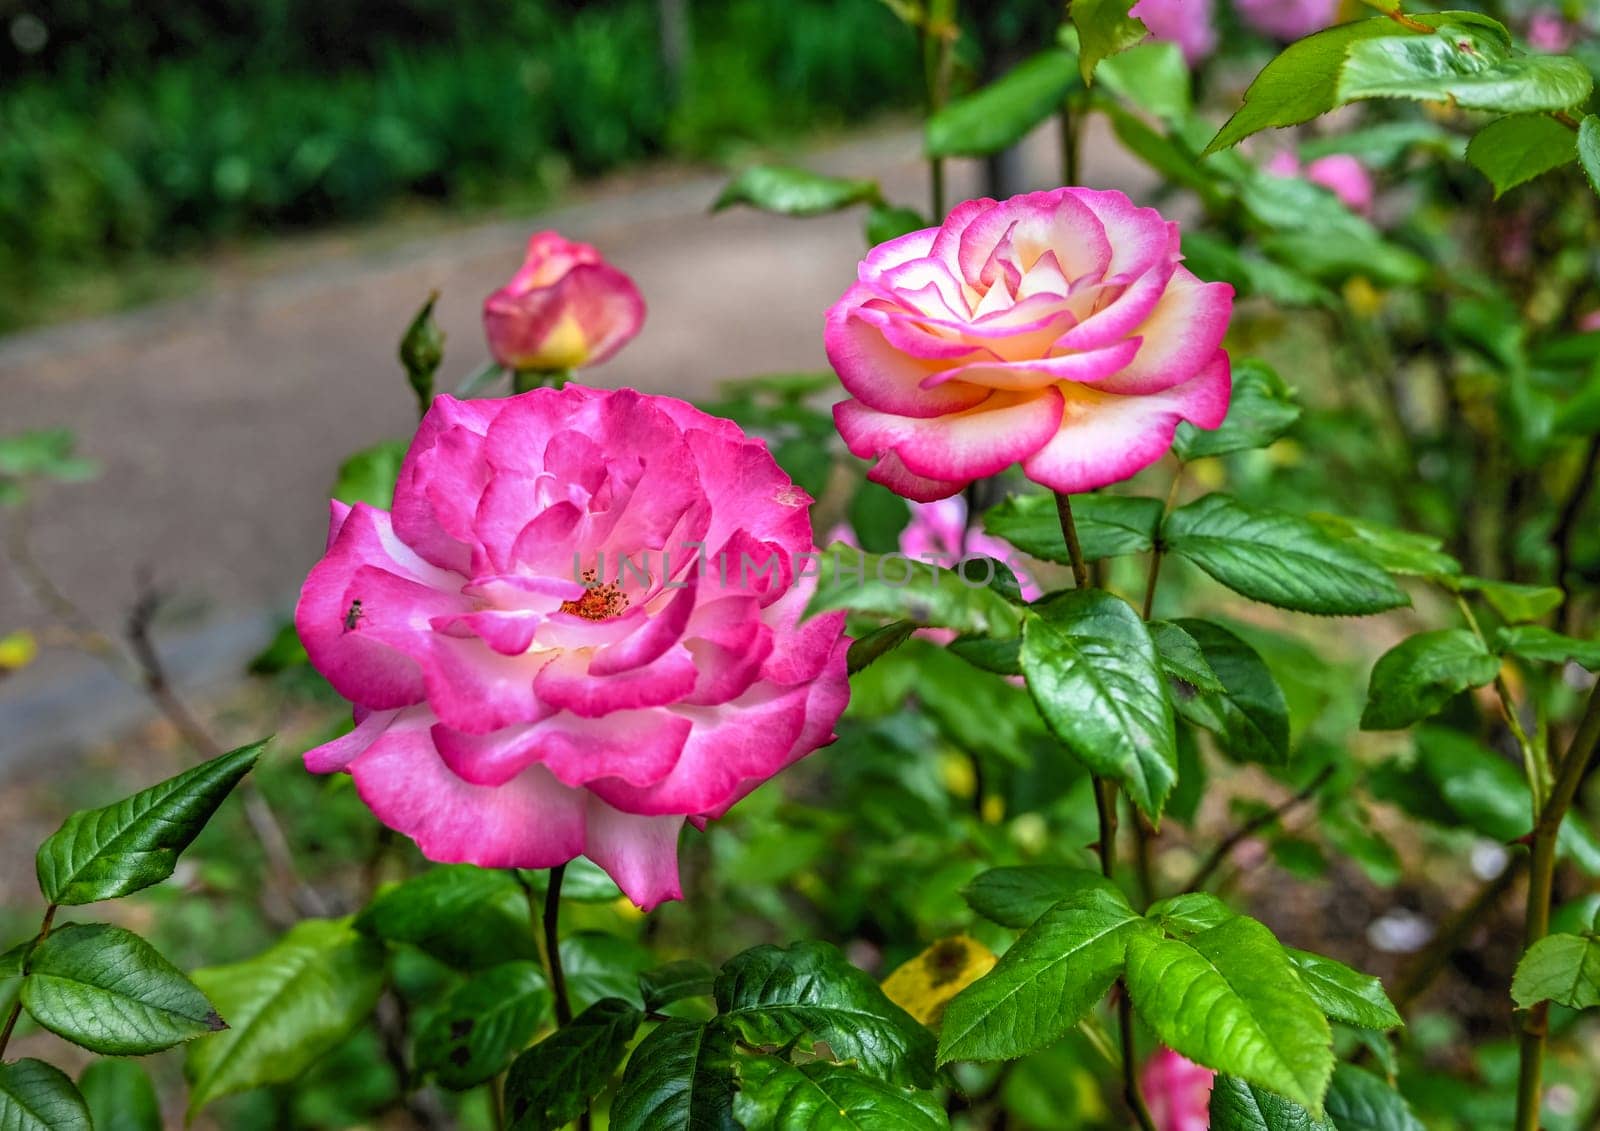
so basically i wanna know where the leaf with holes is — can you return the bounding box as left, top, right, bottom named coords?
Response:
left=416, top=962, right=550, bottom=1090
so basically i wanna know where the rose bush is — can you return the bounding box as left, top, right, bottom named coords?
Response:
left=827, top=188, right=1232, bottom=501
left=295, top=385, right=848, bottom=908
left=483, top=231, right=646, bottom=373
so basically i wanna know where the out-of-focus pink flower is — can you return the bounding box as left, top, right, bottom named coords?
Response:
left=1527, top=8, right=1577, bottom=52
left=1579, top=309, right=1600, bottom=333
left=1142, top=1048, right=1215, bottom=1131
left=295, top=386, right=849, bottom=909
left=483, top=232, right=645, bottom=372
left=1235, top=0, right=1339, bottom=41
left=828, top=495, right=1043, bottom=601
left=1266, top=152, right=1376, bottom=216
left=1131, top=0, right=1219, bottom=65
left=826, top=188, right=1232, bottom=502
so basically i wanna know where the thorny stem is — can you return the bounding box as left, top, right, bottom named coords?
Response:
left=1514, top=680, right=1600, bottom=1131
left=1184, top=767, right=1336, bottom=893
left=0, top=904, right=57, bottom=1060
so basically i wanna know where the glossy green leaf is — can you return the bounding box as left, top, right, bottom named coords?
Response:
left=1206, top=20, right=1408, bottom=153
left=1145, top=891, right=1237, bottom=938
left=1165, top=495, right=1408, bottom=616
left=1339, top=25, right=1592, bottom=113
left=1511, top=933, right=1600, bottom=1009
left=1073, top=0, right=1147, bottom=82
left=504, top=997, right=643, bottom=1131
left=416, top=961, right=550, bottom=1089
left=1307, top=514, right=1461, bottom=579
left=713, top=166, right=881, bottom=216
left=1579, top=115, right=1600, bottom=200
left=1210, top=1075, right=1334, bottom=1131
left=0, top=1060, right=90, bottom=1131
left=1360, top=630, right=1500, bottom=730
left=1456, top=576, right=1563, bottom=623
left=939, top=883, right=1154, bottom=1064
left=185, top=918, right=385, bottom=1116
left=639, top=960, right=718, bottom=1012
left=78, top=1059, right=161, bottom=1131
left=961, top=866, right=1110, bottom=929
left=1021, top=589, right=1177, bottom=819
left=1286, top=950, right=1402, bottom=1031
left=733, top=1057, right=949, bottom=1130
left=926, top=49, right=1078, bottom=159
left=982, top=493, right=1164, bottom=565
left=1465, top=114, right=1577, bottom=196
left=1095, top=41, right=1190, bottom=122
left=1324, top=1064, right=1426, bottom=1130
left=848, top=622, right=917, bottom=675
left=562, top=932, right=654, bottom=1012
left=807, top=545, right=1021, bottom=637
left=1126, top=917, right=1334, bottom=1113
left=36, top=739, right=264, bottom=905
left=1173, top=361, right=1301, bottom=460
left=333, top=440, right=406, bottom=507
left=847, top=480, right=911, bottom=554
left=22, top=923, right=222, bottom=1055
left=715, top=942, right=935, bottom=1087
left=610, top=1019, right=739, bottom=1131
left=1152, top=621, right=1225, bottom=695
left=1171, top=619, right=1290, bottom=765
left=1496, top=625, right=1600, bottom=671
left=357, top=864, right=536, bottom=970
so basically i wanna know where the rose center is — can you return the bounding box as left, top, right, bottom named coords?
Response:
left=561, top=569, right=629, bottom=621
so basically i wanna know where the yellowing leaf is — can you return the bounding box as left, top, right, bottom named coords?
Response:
left=882, top=936, right=996, bottom=1028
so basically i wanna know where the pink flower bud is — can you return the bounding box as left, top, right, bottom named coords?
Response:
left=1527, top=8, right=1577, bottom=53
left=483, top=232, right=646, bottom=372
left=1130, top=0, right=1219, bottom=65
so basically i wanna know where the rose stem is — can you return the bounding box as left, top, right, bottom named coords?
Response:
left=0, top=904, right=57, bottom=1059
left=1514, top=680, right=1600, bottom=1131
left=519, top=866, right=573, bottom=1028
left=1056, top=491, right=1157, bottom=1131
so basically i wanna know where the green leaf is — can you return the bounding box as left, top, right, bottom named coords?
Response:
left=713, top=166, right=881, bottom=216
left=1146, top=892, right=1237, bottom=937
left=639, top=960, right=717, bottom=1012
left=1021, top=590, right=1177, bottom=819
left=1496, top=625, right=1600, bottom=671
left=1455, top=576, right=1563, bottom=623
left=333, top=440, right=407, bottom=507
left=939, top=883, right=1154, bottom=1064
left=1579, top=115, right=1600, bottom=200
left=1206, top=20, right=1408, bottom=154
left=961, top=866, right=1111, bottom=929
left=416, top=961, right=550, bottom=1090
left=734, top=1057, right=949, bottom=1130
left=517, top=857, right=623, bottom=903
left=22, top=923, right=223, bottom=1055
left=847, top=480, right=911, bottom=554
left=1072, top=0, right=1148, bottom=82
left=848, top=622, right=917, bottom=675
left=610, top=1019, right=739, bottom=1131
left=1339, top=25, right=1593, bottom=113
left=357, top=864, right=536, bottom=970
left=78, top=1059, right=161, bottom=1131
left=36, top=740, right=264, bottom=905
left=563, top=933, right=654, bottom=1013
left=0, top=429, right=99, bottom=486
left=1360, top=630, right=1500, bottom=730
left=1511, top=933, right=1600, bottom=1009
left=1210, top=1075, right=1334, bottom=1131
left=926, top=49, right=1079, bottom=159
left=185, top=918, right=386, bottom=1115
left=504, top=998, right=643, bottom=1131
left=1126, top=916, right=1334, bottom=1113
left=982, top=493, right=1164, bottom=565
left=1152, top=621, right=1225, bottom=695
left=1465, top=114, right=1577, bottom=196
left=1171, top=619, right=1290, bottom=765
left=714, top=942, right=935, bottom=1087
left=1324, top=1064, right=1426, bottom=1130
left=1306, top=514, right=1461, bottom=579
left=1164, top=494, right=1409, bottom=616
left=866, top=204, right=929, bottom=247
left=1173, top=361, right=1301, bottom=460
left=806, top=545, right=1021, bottom=638
left=0, top=1060, right=91, bottom=1131
left=1286, top=950, right=1402, bottom=1031
left=1095, top=41, right=1191, bottom=122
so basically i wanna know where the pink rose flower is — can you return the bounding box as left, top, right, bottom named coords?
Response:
left=295, top=386, right=849, bottom=909
left=827, top=188, right=1232, bottom=502
left=1266, top=152, right=1376, bottom=217
left=1235, top=0, right=1339, bottom=42
left=1130, top=0, right=1218, bottom=65
left=483, top=232, right=646, bottom=372
left=1142, top=1048, right=1215, bottom=1131
left=1527, top=8, right=1577, bottom=53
